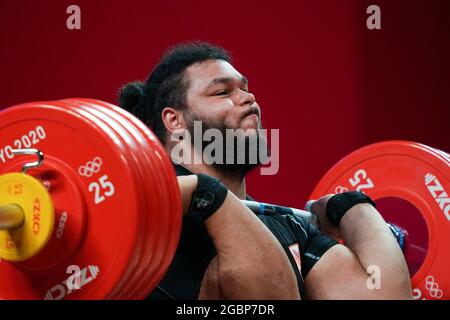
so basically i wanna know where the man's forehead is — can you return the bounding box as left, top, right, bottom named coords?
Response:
left=186, top=60, right=244, bottom=87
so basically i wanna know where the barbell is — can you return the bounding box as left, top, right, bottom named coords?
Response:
left=0, top=99, right=448, bottom=300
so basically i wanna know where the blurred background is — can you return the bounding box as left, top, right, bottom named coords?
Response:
left=0, top=0, right=449, bottom=208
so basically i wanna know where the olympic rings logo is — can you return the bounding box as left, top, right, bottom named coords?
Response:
left=425, top=275, right=443, bottom=299
left=78, top=157, right=103, bottom=177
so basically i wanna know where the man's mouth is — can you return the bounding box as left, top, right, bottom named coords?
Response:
left=241, top=108, right=260, bottom=121
left=244, top=113, right=259, bottom=122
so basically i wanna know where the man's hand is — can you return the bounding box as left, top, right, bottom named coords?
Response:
left=307, top=194, right=341, bottom=241
left=305, top=193, right=413, bottom=299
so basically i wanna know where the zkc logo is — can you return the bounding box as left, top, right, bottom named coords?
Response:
left=425, top=173, right=450, bottom=221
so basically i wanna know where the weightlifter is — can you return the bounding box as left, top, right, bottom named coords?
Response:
left=119, top=42, right=413, bottom=300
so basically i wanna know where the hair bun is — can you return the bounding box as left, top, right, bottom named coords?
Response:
left=118, top=81, right=146, bottom=117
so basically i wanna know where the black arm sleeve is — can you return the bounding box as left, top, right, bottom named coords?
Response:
left=299, top=218, right=338, bottom=277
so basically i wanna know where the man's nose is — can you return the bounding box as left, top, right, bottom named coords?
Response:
left=236, top=90, right=256, bottom=107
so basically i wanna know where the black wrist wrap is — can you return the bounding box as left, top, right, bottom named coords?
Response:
left=326, top=191, right=376, bottom=227
left=188, top=174, right=228, bottom=222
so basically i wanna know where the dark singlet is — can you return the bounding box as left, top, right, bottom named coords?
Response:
left=147, top=165, right=338, bottom=300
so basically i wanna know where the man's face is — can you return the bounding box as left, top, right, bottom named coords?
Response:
left=184, top=59, right=262, bottom=133
left=181, top=59, right=267, bottom=176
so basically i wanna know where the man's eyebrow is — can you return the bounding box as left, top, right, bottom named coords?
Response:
left=206, top=76, right=248, bottom=87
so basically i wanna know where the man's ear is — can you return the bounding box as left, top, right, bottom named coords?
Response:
left=161, top=107, right=187, bottom=134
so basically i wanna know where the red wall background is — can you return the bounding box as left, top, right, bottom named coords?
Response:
left=1, top=0, right=449, bottom=208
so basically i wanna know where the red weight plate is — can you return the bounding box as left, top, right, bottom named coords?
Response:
left=0, top=102, right=142, bottom=299
left=78, top=99, right=181, bottom=298
left=74, top=98, right=181, bottom=299
left=61, top=99, right=164, bottom=299
left=309, top=140, right=450, bottom=300
left=68, top=100, right=170, bottom=299
left=49, top=100, right=150, bottom=299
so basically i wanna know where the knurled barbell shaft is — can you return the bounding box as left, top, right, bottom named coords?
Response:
left=0, top=204, right=25, bottom=230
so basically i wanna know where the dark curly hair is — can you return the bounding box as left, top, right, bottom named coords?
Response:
left=118, top=41, right=231, bottom=144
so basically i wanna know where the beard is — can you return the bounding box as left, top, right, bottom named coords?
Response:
left=184, top=110, right=269, bottom=178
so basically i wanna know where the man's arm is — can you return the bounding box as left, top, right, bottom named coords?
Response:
left=304, top=196, right=413, bottom=299
left=178, top=175, right=300, bottom=300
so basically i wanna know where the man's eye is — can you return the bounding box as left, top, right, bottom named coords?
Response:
left=214, top=90, right=229, bottom=95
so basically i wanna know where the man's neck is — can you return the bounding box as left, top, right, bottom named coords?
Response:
left=179, top=162, right=247, bottom=199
